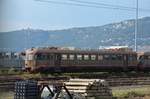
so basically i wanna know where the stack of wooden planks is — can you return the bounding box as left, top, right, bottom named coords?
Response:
left=64, top=79, right=112, bottom=99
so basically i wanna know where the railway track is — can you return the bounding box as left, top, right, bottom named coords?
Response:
left=106, top=77, right=150, bottom=86
left=0, top=75, right=22, bottom=91
left=1, top=75, right=150, bottom=91
left=0, top=75, right=69, bottom=91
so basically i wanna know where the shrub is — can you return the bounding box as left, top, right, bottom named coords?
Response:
left=124, top=91, right=145, bottom=98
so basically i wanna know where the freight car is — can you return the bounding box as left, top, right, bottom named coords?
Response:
left=24, top=47, right=140, bottom=73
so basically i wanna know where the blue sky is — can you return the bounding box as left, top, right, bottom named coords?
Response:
left=0, top=0, right=150, bottom=32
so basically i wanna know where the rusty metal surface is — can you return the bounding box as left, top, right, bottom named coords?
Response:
left=27, top=47, right=137, bottom=55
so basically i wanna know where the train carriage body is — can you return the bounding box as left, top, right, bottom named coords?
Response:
left=138, top=52, right=150, bottom=71
left=25, top=47, right=138, bottom=72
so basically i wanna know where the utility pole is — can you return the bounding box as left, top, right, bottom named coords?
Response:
left=135, top=0, right=138, bottom=52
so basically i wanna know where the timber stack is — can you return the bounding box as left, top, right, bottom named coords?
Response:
left=64, top=79, right=113, bottom=99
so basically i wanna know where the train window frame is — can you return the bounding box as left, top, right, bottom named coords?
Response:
left=69, top=54, right=75, bottom=60
left=77, top=54, right=82, bottom=60
left=61, top=54, right=68, bottom=60
left=91, top=55, right=96, bottom=61
left=84, top=55, right=89, bottom=60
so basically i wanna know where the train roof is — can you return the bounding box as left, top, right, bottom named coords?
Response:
left=26, top=47, right=137, bottom=55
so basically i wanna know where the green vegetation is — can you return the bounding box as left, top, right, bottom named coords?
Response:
left=0, top=91, right=14, bottom=99
left=1, top=67, right=150, bottom=78
left=112, top=86, right=150, bottom=99
left=0, top=68, right=22, bottom=75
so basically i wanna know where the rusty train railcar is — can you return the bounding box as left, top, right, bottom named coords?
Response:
left=138, top=52, right=150, bottom=71
left=25, top=47, right=138, bottom=72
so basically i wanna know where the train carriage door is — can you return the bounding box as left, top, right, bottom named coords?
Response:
left=49, top=53, right=55, bottom=66
left=123, top=54, right=128, bottom=71
left=55, top=53, right=61, bottom=66
left=53, top=53, right=61, bottom=72
left=127, top=54, right=137, bottom=71
left=124, top=54, right=128, bottom=67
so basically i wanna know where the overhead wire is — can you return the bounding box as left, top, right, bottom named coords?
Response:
left=35, top=0, right=125, bottom=10
left=35, top=0, right=135, bottom=12
left=67, top=0, right=150, bottom=12
left=35, top=0, right=150, bottom=12
left=68, top=0, right=134, bottom=10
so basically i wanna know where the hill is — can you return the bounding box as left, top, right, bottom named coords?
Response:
left=0, top=17, right=150, bottom=52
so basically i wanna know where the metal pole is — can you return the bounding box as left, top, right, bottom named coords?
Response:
left=135, top=0, right=138, bottom=51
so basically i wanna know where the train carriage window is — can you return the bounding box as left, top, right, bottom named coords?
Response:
left=84, top=55, right=89, bottom=60
left=139, top=56, right=143, bottom=60
left=148, top=56, right=150, bottom=59
left=104, top=55, right=110, bottom=60
left=61, top=54, right=67, bottom=60
left=48, top=54, right=53, bottom=60
left=69, top=54, right=75, bottom=60
left=36, top=54, right=42, bottom=60
left=111, top=55, right=117, bottom=60
left=43, top=54, right=48, bottom=60
left=28, top=54, right=34, bottom=60
left=40, top=54, right=43, bottom=60
left=91, top=55, right=96, bottom=60
left=144, top=56, right=148, bottom=59
left=128, top=55, right=137, bottom=61
left=77, top=55, right=82, bottom=60
left=117, top=55, right=123, bottom=60
left=133, top=55, right=137, bottom=60
left=98, top=55, right=103, bottom=60
left=128, top=55, right=132, bottom=61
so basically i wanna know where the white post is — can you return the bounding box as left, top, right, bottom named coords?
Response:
left=135, top=0, right=138, bottom=52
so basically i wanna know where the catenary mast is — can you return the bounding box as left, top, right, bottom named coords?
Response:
left=135, top=0, right=138, bottom=51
